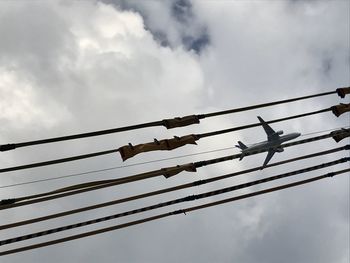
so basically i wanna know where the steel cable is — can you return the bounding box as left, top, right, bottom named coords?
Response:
left=1, top=145, right=348, bottom=230
left=0, top=168, right=348, bottom=256
left=1, top=89, right=344, bottom=152
left=0, top=130, right=348, bottom=210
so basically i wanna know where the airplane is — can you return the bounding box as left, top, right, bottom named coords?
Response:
left=236, top=116, right=301, bottom=169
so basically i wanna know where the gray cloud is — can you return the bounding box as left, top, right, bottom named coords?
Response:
left=171, top=0, right=193, bottom=24
left=102, top=0, right=210, bottom=54
left=0, top=1, right=349, bottom=263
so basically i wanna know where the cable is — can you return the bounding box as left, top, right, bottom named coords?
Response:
left=300, top=126, right=350, bottom=137
left=1, top=130, right=348, bottom=210
left=1, top=126, right=348, bottom=189
left=199, top=108, right=331, bottom=138
left=0, top=168, right=348, bottom=256
left=0, top=128, right=348, bottom=210
left=1, top=89, right=344, bottom=152
left=1, top=145, right=347, bottom=230
left=0, top=106, right=340, bottom=173
left=0, top=146, right=234, bottom=189
left=1, top=157, right=348, bottom=245
left=115, top=107, right=336, bottom=161
left=0, top=148, right=119, bottom=174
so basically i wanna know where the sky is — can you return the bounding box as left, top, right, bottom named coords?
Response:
left=0, top=0, right=349, bottom=262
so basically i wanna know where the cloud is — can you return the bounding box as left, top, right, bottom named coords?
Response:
left=0, top=1, right=205, bottom=140
left=0, top=2, right=207, bottom=262
left=102, top=0, right=210, bottom=54
left=0, top=1, right=348, bottom=262
left=0, top=68, right=68, bottom=129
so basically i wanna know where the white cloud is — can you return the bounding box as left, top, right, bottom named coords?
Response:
left=0, top=68, right=71, bottom=131
left=0, top=1, right=348, bottom=262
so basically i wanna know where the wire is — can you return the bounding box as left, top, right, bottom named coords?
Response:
left=1, top=126, right=348, bottom=189
left=0, top=130, right=348, bottom=210
left=0, top=147, right=231, bottom=189
left=0, top=149, right=348, bottom=230
left=199, top=108, right=331, bottom=138
left=1, top=89, right=341, bottom=152
left=1, top=158, right=348, bottom=245
left=0, top=106, right=338, bottom=174
left=301, top=126, right=350, bottom=137
left=0, top=168, right=348, bottom=256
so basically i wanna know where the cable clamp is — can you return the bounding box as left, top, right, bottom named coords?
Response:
left=184, top=195, right=196, bottom=201
left=0, top=144, right=16, bottom=152
left=336, top=87, right=350, bottom=98
left=194, top=180, right=205, bottom=186
left=172, top=209, right=186, bottom=215
left=341, top=157, right=350, bottom=162
left=0, top=199, right=16, bottom=206
left=327, top=172, right=335, bottom=178
left=128, top=143, right=134, bottom=150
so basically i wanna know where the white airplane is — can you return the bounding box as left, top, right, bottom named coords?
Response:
left=236, top=116, right=301, bottom=168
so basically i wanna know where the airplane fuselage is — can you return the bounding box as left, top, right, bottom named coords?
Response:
left=241, top=132, right=301, bottom=153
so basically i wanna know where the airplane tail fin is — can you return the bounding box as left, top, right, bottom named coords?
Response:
left=236, top=141, right=248, bottom=150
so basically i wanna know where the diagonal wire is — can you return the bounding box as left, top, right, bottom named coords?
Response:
left=1, top=145, right=348, bottom=230
left=1, top=126, right=348, bottom=189
left=0, top=168, right=348, bottom=256
left=1, top=89, right=342, bottom=152
left=0, top=106, right=336, bottom=174
left=0, top=158, right=348, bottom=246
left=0, top=130, right=348, bottom=210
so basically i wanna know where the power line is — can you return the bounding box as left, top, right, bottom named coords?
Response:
left=118, top=106, right=347, bottom=161
left=1, top=158, right=348, bottom=245
left=1, top=88, right=347, bottom=152
left=0, top=106, right=345, bottom=174
left=301, top=126, right=350, bottom=137
left=1, top=126, right=348, bottom=189
left=0, top=168, right=348, bottom=256
left=0, top=130, right=348, bottom=210
left=0, top=146, right=234, bottom=189
left=1, top=145, right=347, bottom=230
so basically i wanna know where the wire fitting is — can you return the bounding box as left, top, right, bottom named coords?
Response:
left=327, top=172, right=336, bottom=178
left=336, top=87, right=350, bottom=98
left=0, top=144, right=16, bottom=152
left=184, top=195, right=196, bottom=201
left=172, top=209, right=186, bottom=215
left=0, top=199, right=16, bottom=206
left=162, top=115, right=200, bottom=129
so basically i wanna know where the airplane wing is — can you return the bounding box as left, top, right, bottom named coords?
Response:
left=257, top=116, right=279, bottom=141
left=262, top=149, right=276, bottom=167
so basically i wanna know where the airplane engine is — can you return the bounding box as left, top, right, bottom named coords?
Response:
left=276, top=147, right=284, bottom=152
left=276, top=130, right=284, bottom=135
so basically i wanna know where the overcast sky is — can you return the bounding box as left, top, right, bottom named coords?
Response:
left=0, top=0, right=349, bottom=262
